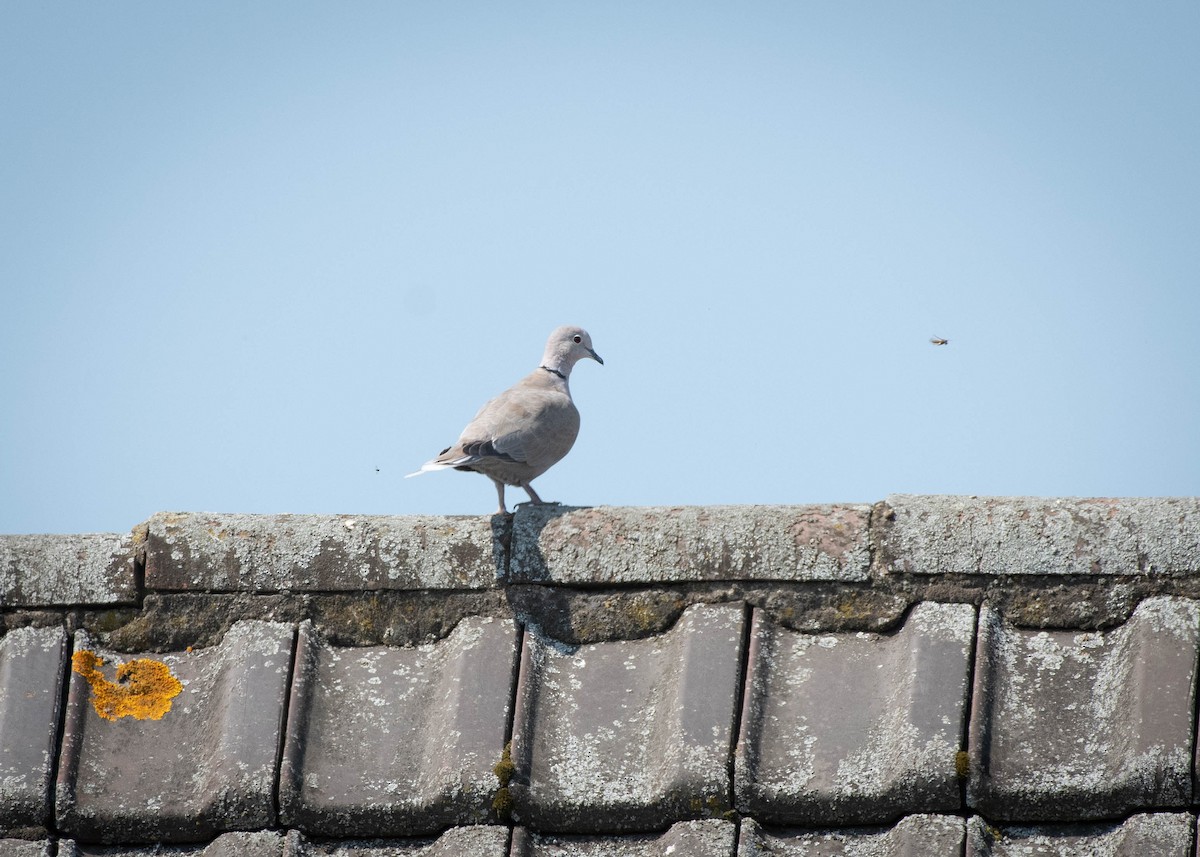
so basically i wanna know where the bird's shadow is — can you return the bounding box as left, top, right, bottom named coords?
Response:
left=490, top=501, right=579, bottom=585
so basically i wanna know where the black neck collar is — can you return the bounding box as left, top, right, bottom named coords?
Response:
left=540, top=365, right=566, bottom=379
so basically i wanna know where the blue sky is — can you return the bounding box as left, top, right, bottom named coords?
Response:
left=3, top=3, right=1198, bottom=534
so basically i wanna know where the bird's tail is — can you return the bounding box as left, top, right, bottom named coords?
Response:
left=404, top=461, right=454, bottom=478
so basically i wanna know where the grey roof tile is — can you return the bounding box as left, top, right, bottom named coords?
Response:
left=4, top=498, right=1200, bottom=850
left=0, top=840, right=51, bottom=857
left=737, top=814, right=966, bottom=856
left=55, top=621, right=295, bottom=843
left=508, top=505, right=871, bottom=584
left=59, top=831, right=286, bottom=855
left=964, top=813, right=1195, bottom=856
left=510, top=603, right=746, bottom=832
left=279, top=617, right=519, bottom=837
left=880, top=495, right=1200, bottom=576
left=735, top=602, right=975, bottom=824
left=284, top=826, right=510, bottom=855
left=145, top=513, right=507, bottom=592
left=1, top=533, right=138, bottom=607
left=510, top=819, right=736, bottom=856
left=967, top=597, right=1200, bottom=821
left=0, top=627, right=68, bottom=834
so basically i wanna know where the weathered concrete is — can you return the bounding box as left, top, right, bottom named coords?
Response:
left=5, top=498, right=1200, bottom=850
left=512, top=819, right=736, bottom=856
left=967, top=596, right=1200, bottom=821
left=736, top=602, right=976, bottom=824
left=738, top=814, right=966, bottom=856
left=879, top=495, right=1200, bottom=576
left=508, top=504, right=872, bottom=584
left=965, top=812, right=1195, bottom=856
left=286, top=826, right=509, bottom=855
left=56, top=621, right=294, bottom=843
left=59, top=831, right=285, bottom=856
left=0, top=532, right=138, bottom=608
left=510, top=603, right=746, bottom=832
left=91, top=590, right=511, bottom=651
left=144, top=512, right=508, bottom=592
left=0, top=626, right=69, bottom=836
left=279, top=617, right=519, bottom=836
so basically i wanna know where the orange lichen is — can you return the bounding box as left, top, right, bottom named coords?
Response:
left=71, top=650, right=183, bottom=721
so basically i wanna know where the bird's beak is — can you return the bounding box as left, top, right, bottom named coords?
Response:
left=589, top=349, right=604, bottom=365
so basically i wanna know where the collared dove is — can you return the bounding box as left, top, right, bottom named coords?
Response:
left=407, top=325, right=603, bottom=514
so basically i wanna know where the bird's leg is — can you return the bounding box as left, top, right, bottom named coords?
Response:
left=491, top=479, right=509, bottom=515
left=522, top=482, right=546, bottom=505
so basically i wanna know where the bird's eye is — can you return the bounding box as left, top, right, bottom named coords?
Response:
left=573, top=335, right=582, bottom=343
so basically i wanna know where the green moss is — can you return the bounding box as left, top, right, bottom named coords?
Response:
left=621, top=598, right=664, bottom=633
left=954, top=750, right=970, bottom=779
left=491, top=786, right=514, bottom=818
left=87, top=609, right=136, bottom=634
left=688, top=793, right=731, bottom=817
left=493, top=741, right=514, bottom=785
left=491, top=741, right=516, bottom=821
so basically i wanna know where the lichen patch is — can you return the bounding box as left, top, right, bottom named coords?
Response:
left=71, top=649, right=183, bottom=721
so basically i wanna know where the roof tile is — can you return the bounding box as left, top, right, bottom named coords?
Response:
left=144, top=513, right=506, bottom=592
left=287, top=826, right=510, bottom=855
left=508, top=505, right=871, bottom=584
left=59, top=831, right=286, bottom=855
left=881, top=495, right=1200, bottom=576
left=1, top=533, right=137, bottom=608
left=55, top=621, right=295, bottom=842
left=964, top=812, right=1195, bottom=856
left=735, top=602, right=975, bottom=824
left=0, top=627, right=69, bottom=835
left=4, top=498, right=1199, bottom=850
left=510, top=603, right=746, bottom=832
left=738, top=814, right=966, bottom=856
left=279, top=617, right=519, bottom=837
left=967, top=597, right=1200, bottom=820
left=511, top=819, right=736, bottom=856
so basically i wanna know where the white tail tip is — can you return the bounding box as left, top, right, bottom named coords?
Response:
left=405, top=461, right=452, bottom=478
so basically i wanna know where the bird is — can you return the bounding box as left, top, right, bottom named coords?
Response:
left=406, top=325, right=603, bottom=514
left=930, top=336, right=949, bottom=346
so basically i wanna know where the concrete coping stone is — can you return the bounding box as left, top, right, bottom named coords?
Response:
left=0, top=532, right=138, bottom=608
left=6, top=497, right=1198, bottom=604
left=144, top=512, right=509, bottom=592
left=508, top=504, right=873, bottom=584
left=881, top=494, right=1200, bottom=576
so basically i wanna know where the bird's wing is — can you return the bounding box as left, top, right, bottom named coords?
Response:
left=460, top=376, right=568, bottom=464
